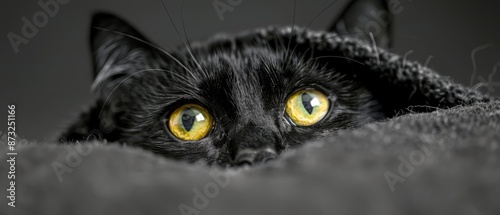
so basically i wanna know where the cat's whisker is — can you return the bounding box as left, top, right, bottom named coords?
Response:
left=180, top=0, right=210, bottom=78
left=272, top=31, right=288, bottom=68
left=257, top=55, right=278, bottom=87
left=97, top=68, right=192, bottom=118
left=98, top=69, right=169, bottom=118
left=287, top=0, right=340, bottom=62
left=91, top=26, right=196, bottom=81
left=284, top=0, right=298, bottom=70
left=164, top=70, right=198, bottom=88
left=313, top=55, right=366, bottom=66
left=160, top=0, right=208, bottom=81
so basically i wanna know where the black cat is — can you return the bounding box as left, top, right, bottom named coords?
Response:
left=60, top=0, right=399, bottom=167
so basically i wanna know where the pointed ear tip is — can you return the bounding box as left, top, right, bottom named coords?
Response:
left=91, top=11, right=124, bottom=27
left=89, top=11, right=136, bottom=43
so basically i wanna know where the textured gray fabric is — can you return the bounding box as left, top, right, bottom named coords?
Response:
left=2, top=102, right=500, bottom=215
left=2, top=27, right=500, bottom=215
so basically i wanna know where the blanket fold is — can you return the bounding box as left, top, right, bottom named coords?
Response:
left=2, top=102, right=500, bottom=215
left=2, top=27, right=499, bottom=215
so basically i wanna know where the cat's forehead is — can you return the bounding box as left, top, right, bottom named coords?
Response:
left=154, top=45, right=337, bottom=109
left=178, top=46, right=284, bottom=97
left=164, top=46, right=268, bottom=88
left=189, top=45, right=283, bottom=67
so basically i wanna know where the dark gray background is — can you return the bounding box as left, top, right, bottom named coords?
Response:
left=1, top=0, right=499, bottom=141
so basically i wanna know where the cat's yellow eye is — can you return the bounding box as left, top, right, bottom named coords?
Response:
left=285, top=89, right=329, bottom=126
left=168, top=104, right=213, bottom=141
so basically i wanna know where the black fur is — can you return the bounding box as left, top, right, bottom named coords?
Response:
left=59, top=0, right=490, bottom=167
left=60, top=13, right=384, bottom=166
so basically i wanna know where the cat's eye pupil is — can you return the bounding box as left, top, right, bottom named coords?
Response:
left=285, top=89, right=329, bottom=126
left=301, top=93, right=318, bottom=114
left=168, top=104, right=212, bottom=141
left=181, top=108, right=196, bottom=131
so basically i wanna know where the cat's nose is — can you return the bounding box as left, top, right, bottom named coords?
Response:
left=235, top=147, right=278, bottom=166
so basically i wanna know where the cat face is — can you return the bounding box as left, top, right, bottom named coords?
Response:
left=93, top=39, right=383, bottom=166
left=61, top=0, right=393, bottom=167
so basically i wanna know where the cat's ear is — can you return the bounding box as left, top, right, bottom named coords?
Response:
left=328, top=0, right=393, bottom=49
left=89, top=12, right=157, bottom=97
left=57, top=13, right=159, bottom=143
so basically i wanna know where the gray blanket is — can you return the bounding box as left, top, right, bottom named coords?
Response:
left=2, top=26, right=500, bottom=215
left=2, top=101, right=500, bottom=215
